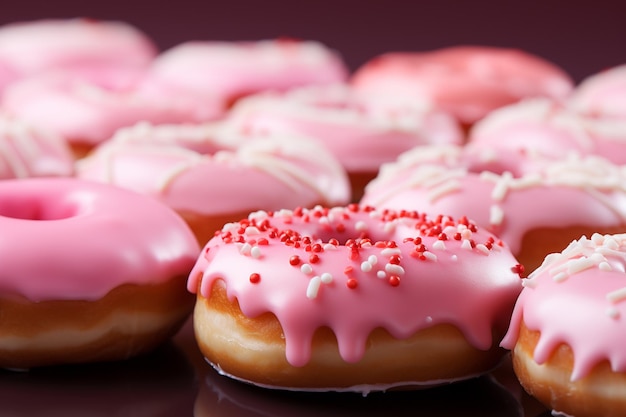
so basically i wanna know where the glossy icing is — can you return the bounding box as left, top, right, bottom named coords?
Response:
left=468, top=98, right=626, bottom=165
left=188, top=205, right=523, bottom=367
left=351, top=46, right=574, bottom=124
left=0, top=178, right=200, bottom=302
left=502, top=233, right=626, bottom=381
left=2, top=72, right=224, bottom=147
left=362, top=152, right=626, bottom=254
left=0, top=18, right=156, bottom=81
left=76, top=121, right=351, bottom=214
left=227, top=83, right=464, bottom=172
left=0, top=114, right=73, bottom=178
left=139, top=39, right=349, bottom=106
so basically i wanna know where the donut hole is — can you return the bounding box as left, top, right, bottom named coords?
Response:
left=0, top=198, right=78, bottom=221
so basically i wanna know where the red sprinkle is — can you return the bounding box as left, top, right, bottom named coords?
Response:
left=389, top=255, right=401, bottom=265
left=512, top=264, right=525, bottom=277
left=249, top=273, right=261, bottom=284
left=346, top=278, right=358, bottom=289
left=289, top=255, right=301, bottom=266
left=309, top=254, right=320, bottom=264
left=388, top=275, right=401, bottom=287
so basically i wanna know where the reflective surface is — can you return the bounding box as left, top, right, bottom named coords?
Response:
left=0, top=319, right=551, bottom=416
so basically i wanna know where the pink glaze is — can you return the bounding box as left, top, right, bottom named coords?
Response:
left=569, top=65, right=626, bottom=118
left=351, top=46, right=574, bottom=125
left=361, top=152, right=626, bottom=255
left=139, top=39, right=349, bottom=107
left=502, top=233, right=626, bottom=381
left=188, top=205, right=523, bottom=367
left=0, top=19, right=156, bottom=83
left=227, top=84, right=464, bottom=173
left=1, top=72, right=224, bottom=148
left=0, top=177, right=200, bottom=302
left=468, top=98, right=626, bottom=165
left=76, top=121, right=351, bottom=215
left=0, top=113, right=73, bottom=178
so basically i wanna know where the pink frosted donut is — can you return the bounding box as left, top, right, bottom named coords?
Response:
left=188, top=205, right=523, bottom=392
left=351, top=46, right=574, bottom=127
left=0, top=177, right=200, bottom=369
left=0, top=113, right=73, bottom=178
left=501, top=233, right=626, bottom=417
left=1, top=72, right=224, bottom=157
left=228, top=83, right=464, bottom=199
left=0, top=18, right=156, bottom=87
left=139, top=39, right=349, bottom=108
left=361, top=151, right=626, bottom=273
left=468, top=98, right=626, bottom=165
left=76, top=121, right=351, bottom=244
left=569, top=65, right=626, bottom=118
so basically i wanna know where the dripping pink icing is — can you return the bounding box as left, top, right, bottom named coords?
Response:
left=76, top=121, right=351, bottom=215
left=0, top=177, right=200, bottom=302
left=139, top=39, right=349, bottom=108
left=0, top=114, right=73, bottom=178
left=187, top=205, right=522, bottom=367
left=351, top=46, right=574, bottom=125
left=361, top=151, right=626, bottom=255
left=502, top=233, right=626, bottom=381
left=227, top=83, right=464, bottom=173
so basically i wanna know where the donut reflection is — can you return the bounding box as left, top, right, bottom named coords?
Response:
left=0, top=341, right=197, bottom=416
left=195, top=367, right=524, bottom=417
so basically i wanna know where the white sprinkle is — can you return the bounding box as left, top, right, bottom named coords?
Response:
left=360, top=241, right=372, bottom=248
left=319, top=216, right=330, bottom=225
left=361, top=262, right=373, bottom=272
left=491, top=171, right=513, bottom=201
left=323, top=243, right=338, bottom=251
left=385, top=264, right=405, bottom=276
left=424, top=316, right=433, bottom=324
left=522, top=278, right=538, bottom=288
left=306, top=276, right=322, bottom=299
left=607, top=287, right=626, bottom=303
left=606, top=307, right=620, bottom=319
left=239, top=243, right=252, bottom=256
left=489, top=204, right=505, bottom=226
left=461, top=229, right=473, bottom=240
left=381, top=248, right=401, bottom=256
left=422, top=251, right=438, bottom=261
left=604, top=237, right=620, bottom=250
left=320, top=272, right=333, bottom=284
left=552, top=272, right=568, bottom=282
left=599, top=261, right=612, bottom=271
left=368, top=255, right=378, bottom=265
left=427, top=179, right=462, bottom=202
left=461, top=239, right=473, bottom=250
left=432, top=240, right=446, bottom=250
left=567, top=257, right=597, bottom=274
left=377, top=271, right=387, bottom=279
left=450, top=255, right=458, bottom=262
left=475, top=244, right=490, bottom=255
left=300, top=264, right=313, bottom=275
left=383, top=221, right=396, bottom=233
left=250, top=246, right=262, bottom=259
left=245, top=226, right=260, bottom=236
left=355, top=221, right=368, bottom=232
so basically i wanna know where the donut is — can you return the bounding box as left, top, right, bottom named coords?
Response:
left=0, top=18, right=156, bottom=88
left=361, top=150, right=626, bottom=274
left=0, top=113, right=73, bottom=178
left=76, top=121, right=351, bottom=244
left=0, top=177, right=200, bottom=369
left=139, top=39, right=349, bottom=109
left=187, top=205, right=523, bottom=392
left=2, top=71, right=224, bottom=158
left=501, top=233, right=626, bottom=417
left=467, top=97, right=626, bottom=165
left=351, top=45, right=574, bottom=129
left=568, top=65, right=626, bottom=118
left=227, top=83, right=464, bottom=200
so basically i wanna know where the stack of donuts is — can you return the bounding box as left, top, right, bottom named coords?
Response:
left=1, top=16, right=626, bottom=416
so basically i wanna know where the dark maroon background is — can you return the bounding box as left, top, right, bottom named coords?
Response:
left=1, top=0, right=624, bottom=83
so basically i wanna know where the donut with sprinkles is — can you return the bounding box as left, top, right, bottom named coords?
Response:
left=502, top=233, right=626, bottom=417
left=187, top=204, right=522, bottom=392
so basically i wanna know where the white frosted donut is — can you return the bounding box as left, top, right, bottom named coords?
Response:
left=188, top=205, right=523, bottom=392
